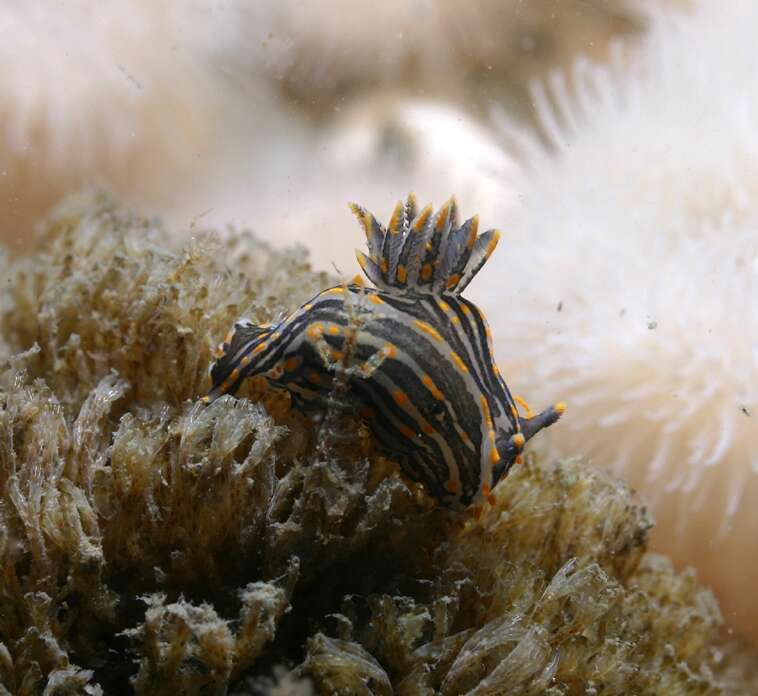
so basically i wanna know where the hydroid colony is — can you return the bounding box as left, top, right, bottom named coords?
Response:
left=0, top=193, right=755, bottom=693
left=482, top=0, right=758, bottom=642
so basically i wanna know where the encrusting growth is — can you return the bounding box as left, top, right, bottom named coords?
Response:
left=206, top=195, right=565, bottom=508
left=1, top=193, right=756, bottom=694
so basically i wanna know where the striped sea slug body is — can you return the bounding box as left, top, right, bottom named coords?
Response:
left=205, top=195, right=564, bottom=508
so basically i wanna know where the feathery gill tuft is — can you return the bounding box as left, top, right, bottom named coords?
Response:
left=351, top=194, right=501, bottom=295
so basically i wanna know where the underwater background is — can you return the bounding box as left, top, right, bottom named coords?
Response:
left=1, top=1, right=757, bottom=693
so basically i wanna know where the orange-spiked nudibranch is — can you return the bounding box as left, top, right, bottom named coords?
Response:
left=204, top=195, right=564, bottom=509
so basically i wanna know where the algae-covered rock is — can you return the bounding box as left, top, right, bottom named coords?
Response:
left=0, top=193, right=756, bottom=694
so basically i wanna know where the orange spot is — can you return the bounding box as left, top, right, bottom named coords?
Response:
left=472, top=506, right=483, bottom=521
left=421, top=263, right=433, bottom=281
left=361, top=211, right=373, bottom=238
left=487, top=492, right=497, bottom=506
left=397, top=265, right=407, bottom=283
left=306, top=369, right=323, bottom=385
left=510, top=405, right=518, bottom=419
left=349, top=202, right=366, bottom=226
left=224, top=330, right=234, bottom=344
left=201, top=395, right=210, bottom=403
left=467, top=215, right=479, bottom=250
left=369, top=294, right=384, bottom=305
left=323, top=287, right=345, bottom=296
left=253, top=342, right=268, bottom=354
left=512, top=433, right=526, bottom=448
left=389, top=201, right=403, bottom=233
left=515, top=455, right=524, bottom=465
left=445, top=479, right=461, bottom=494
left=421, top=421, right=435, bottom=435
left=393, top=390, right=409, bottom=407
left=461, top=305, right=472, bottom=317
left=451, top=316, right=460, bottom=326
left=486, top=230, right=501, bottom=258
left=399, top=424, right=416, bottom=439
left=460, top=431, right=473, bottom=448
left=421, top=374, right=445, bottom=401
left=446, top=274, right=461, bottom=290
left=352, top=273, right=365, bottom=286
left=450, top=351, right=469, bottom=373
left=241, top=356, right=251, bottom=366
left=514, top=394, right=534, bottom=418
left=306, top=323, right=324, bottom=340
left=284, top=356, right=301, bottom=371
left=437, top=300, right=450, bottom=312
left=331, top=351, right=344, bottom=362
left=480, top=395, right=493, bottom=427
left=380, top=258, right=389, bottom=275
left=555, top=401, right=567, bottom=414
left=229, top=368, right=240, bottom=381
left=490, top=447, right=501, bottom=465
left=435, top=200, right=451, bottom=231
left=383, top=343, right=398, bottom=359
left=413, top=205, right=432, bottom=232
left=414, top=321, right=442, bottom=342
left=328, top=325, right=341, bottom=335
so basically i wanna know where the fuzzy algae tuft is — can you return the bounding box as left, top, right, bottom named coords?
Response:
left=0, top=192, right=756, bottom=694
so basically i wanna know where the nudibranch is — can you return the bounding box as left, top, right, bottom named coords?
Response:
left=204, top=195, right=564, bottom=508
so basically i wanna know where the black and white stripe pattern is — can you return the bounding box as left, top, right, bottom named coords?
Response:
left=205, top=198, right=564, bottom=509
